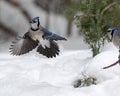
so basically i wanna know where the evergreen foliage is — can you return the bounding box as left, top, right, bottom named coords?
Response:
left=64, top=0, right=120, bottom=56
left=73, top=74, right=97, bottom=88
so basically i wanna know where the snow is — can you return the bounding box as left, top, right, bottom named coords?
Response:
left=0, top=43, right=120, bottom=96
left=0, top=1, right=120, bottom=95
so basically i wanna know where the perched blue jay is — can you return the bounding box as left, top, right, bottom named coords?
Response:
left=102, top=27, right=120, bottom=69
left=10, top=16, right=67, bottom=58
left=107, top=27, right=120, bottom=48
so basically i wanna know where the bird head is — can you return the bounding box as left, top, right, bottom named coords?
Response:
left=107, top=27, right=118, bottom=35
left=107, top=27, right=119, bottom=39
left=30, top=16, right=40, bottom=30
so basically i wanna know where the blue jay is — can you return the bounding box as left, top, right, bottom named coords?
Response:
left=102, top=27, right=120, bottom=69
left=107, top=27, right=120, bottom=48
left=10, top=16, right=67, bottom=58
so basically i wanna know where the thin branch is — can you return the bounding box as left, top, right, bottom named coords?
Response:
left=74, top=14, right=100, bottom=18
left=101, top=1, right=120, bottom=15
left=102, top=60, right=119, bottom=69
left=74, top=1, right=120, bottom=18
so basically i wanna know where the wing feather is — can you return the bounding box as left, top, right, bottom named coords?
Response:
left=42, top=28, right=67, bottom=41
left=37, top=40, right=60, bottom=58
left=9, top=33, right=38, bottom=55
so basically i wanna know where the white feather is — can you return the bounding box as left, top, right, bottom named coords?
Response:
left=40, top=39, right=50, bottom=48
left=31, top=23, right=38, bottom=30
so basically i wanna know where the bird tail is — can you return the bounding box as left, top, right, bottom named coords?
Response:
left=37, top=41, right=60, bottom=58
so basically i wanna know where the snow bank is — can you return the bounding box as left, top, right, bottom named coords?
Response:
left=0, top=43, right=120, bottom=96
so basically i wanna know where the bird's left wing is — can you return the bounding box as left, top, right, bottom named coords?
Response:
left=9, top=32, right=39, bottom=55
left=41, top=28, right=67, bottom=41
left=37, top=40, right=60, bottom=58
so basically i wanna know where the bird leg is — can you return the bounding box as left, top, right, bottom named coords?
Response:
left=102, top=47, right=120, bottom=69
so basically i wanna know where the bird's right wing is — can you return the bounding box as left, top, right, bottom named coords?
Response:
left=9, top=32, right=39, bottom=55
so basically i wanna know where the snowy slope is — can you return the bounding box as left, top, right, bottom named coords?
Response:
left=0, top=43, right=120, bottom=96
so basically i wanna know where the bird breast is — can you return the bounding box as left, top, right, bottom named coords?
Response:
left=113, top=35, right=120, bottom=48
left=29, top=29, right=43, bottom=41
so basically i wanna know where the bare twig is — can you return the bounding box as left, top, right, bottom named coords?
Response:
left=74, top=14, right=100, bottom=18
left=102, top=60, right=119, bottom=69
left=101, top=1, right=119, bottom=15
left=74, top=1, right=120, bottom=19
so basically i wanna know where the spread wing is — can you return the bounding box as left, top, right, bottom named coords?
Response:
left=37, top=40, right=60, bottom=58
left=42, top=28, right=67, bottom=41
left=9, top=32, right=39, bottom=55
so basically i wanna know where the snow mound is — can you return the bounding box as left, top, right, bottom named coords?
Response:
left=0, top=47, right=120, bottom=96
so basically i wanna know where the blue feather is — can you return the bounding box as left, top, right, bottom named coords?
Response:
left=31, top=16, right=39, bottom=22
left=42, top=28, right=67, bottom=40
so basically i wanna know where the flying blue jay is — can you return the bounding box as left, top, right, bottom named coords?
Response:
left=107, top=27, right=120, bottom=48
left=9, top=16, right=67, bottom=58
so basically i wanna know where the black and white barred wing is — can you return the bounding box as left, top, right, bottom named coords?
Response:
left=37, top=40, right=60, bottom=58
left=10, top=37, right=38, bottom=55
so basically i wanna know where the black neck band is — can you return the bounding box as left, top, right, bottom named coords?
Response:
left=31, top=27, right=39, bottom=31
left=111, top=30, right=114, bottom=38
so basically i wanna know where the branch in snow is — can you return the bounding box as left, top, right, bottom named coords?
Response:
left=103, top=48, right=120, bottom=69
left=102, top=60, right=119, bottom=69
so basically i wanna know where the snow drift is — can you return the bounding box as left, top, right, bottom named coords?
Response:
left=0, top=43, right=120, bottom=96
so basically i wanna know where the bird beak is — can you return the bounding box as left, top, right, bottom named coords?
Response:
left=29, top=20, right=33, bottom=23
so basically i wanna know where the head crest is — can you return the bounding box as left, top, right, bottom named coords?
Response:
left=112, top=27, right=118, bottom=31
left=33, top=16, right=39, bottom=20
left=31, top=16, right=39, bottom=22
left=109, top=27, right=118, bottom=31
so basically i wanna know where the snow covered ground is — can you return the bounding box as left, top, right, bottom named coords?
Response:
left=1, top=0, right=120, bottom=95
left=0, top=43, right=120, bottom=96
